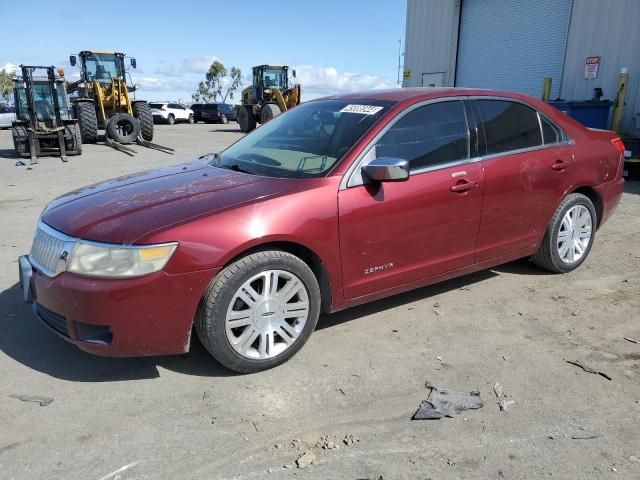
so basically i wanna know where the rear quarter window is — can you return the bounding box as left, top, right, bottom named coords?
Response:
left=477, top=99, right=542, bottom=154
left=541, top=115, right=563, bottom=144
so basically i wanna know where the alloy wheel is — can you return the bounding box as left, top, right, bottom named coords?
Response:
left=225, top=270, right=310, bottom=360
left=557, top=204, right=592, bottom=264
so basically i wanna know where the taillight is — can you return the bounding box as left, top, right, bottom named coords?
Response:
left=611, top=137, right=626, bottom=157
left=217, top=112, right=221, bottom=117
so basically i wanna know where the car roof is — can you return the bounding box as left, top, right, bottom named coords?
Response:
left=318, top=87, right=536, bottom=103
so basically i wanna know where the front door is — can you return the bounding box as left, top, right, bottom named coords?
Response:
left=422, top=72, right=445, bottom=87
left=338, top=100, right=484, bottom=300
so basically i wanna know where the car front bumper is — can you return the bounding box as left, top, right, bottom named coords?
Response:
left=19, top=255, right=218, bottom=357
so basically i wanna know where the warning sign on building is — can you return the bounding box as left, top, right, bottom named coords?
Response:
left=403, top=69, right=411, bottom=80
left=584, top=56, right=600, bottom=80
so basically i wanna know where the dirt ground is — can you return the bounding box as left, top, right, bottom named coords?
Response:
left=0, top=123, right=639, bottom=480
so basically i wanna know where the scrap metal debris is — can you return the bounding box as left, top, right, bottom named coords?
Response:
left=413, top=387, right=483, bottom=420
left=624, top=337, right=639, bottom=344
left=566, top=360, right=612, bottom=381
left=9, top=394, right=54, bottom=407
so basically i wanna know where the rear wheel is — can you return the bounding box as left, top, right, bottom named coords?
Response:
left=133, top=102, right=154, bottom=141
left=64, top=123, right=82, bottom=155
left=530, top=193, right=597, bottom=273
left=260, top=103, right=281, bottom=124
left=167, top=114, right=175, bottom=125
left=195, top=250, right=321, bottom=373
left=75, top=101, right=98, bottom=143
left=238, top=106, right=257, bottom=133
left=11, top=125, right=30, bottom=158
left=106, top=113, right=141, bottom=144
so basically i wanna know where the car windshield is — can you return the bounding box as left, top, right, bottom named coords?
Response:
left=215, top=99, right=395, bottom=178
left=262, top=68, right=287, bottom=89
left=14, top=81, right=70, bottom=120
left=83, top=53, right=124, bottom=83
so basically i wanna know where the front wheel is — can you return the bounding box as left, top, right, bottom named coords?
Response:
left=167, top=114, right=175, bottom=125
left=530, top=193, right=597, bottom=273
left=195, top=250, right=321, bottom=373
left=188, top=114, right=194, bottom=124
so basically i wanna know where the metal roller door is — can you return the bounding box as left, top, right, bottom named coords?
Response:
left=455, top=0, right=572, bottom=99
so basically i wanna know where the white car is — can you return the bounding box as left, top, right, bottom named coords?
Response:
left=0, top=103, right=16, bottom=128
left=149, top=102, right=194, bottom=125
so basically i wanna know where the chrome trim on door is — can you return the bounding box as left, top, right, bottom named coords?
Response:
left=341, top=94, right=575, bottom=190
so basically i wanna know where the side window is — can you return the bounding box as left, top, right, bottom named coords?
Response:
left=541, top=115, right=562, bottom=144
left=477, top=100, right=542, bottom=154
left=376, top=101, right=469, bottom=171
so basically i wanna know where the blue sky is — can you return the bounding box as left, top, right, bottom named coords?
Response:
left=1, top=0, right=406, bottom=102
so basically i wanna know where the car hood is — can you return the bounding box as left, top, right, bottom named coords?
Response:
left=41, top=159, right=293, bottom=244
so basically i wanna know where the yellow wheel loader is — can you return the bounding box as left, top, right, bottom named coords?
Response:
left=66, top=51, right=161, bottom=151
left=237, top=65, right=301, bottom=133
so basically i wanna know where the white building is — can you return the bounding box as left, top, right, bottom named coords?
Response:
left=403, top=0, right=640, bottom=134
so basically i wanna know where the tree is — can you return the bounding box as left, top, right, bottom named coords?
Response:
left=192, top=61, right=242, bottom=103
left=0, top=69, right=13, bottom=102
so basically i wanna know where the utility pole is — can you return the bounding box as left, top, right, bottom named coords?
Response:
left=397, top=38, right=402, bottom=85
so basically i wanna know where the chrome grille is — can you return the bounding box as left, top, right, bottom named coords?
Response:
left=29, top=223, right=75, bottom=277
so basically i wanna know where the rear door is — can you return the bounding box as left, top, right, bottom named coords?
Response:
left=474, top=98, right=574, bottom=262
left=338, top=99, right=484, bottom=300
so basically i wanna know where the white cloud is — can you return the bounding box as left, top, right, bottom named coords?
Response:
left=293, top=65, right=397, bottom=96
left=137, top=76, right=194, bottom=94
left=153, top=56, right=219, bottom=78
left=2, top=62, right=19, bottom=74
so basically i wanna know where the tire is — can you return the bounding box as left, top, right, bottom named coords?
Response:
left=167, top=114, right=175, bottom=125
left=260, top=103, right=281, bottom=124
left=195, top=250, right=321, bottom=373
left=221, top=115, right=228, bottom=124
left=64, top=123, right=82, bottom=155
left=188, top=114, right=194, bottom=124
left=238, top=106, right=257, bottom=133
left=75, top=101, right=98, bottom=143
left=133, top=102, right=154, bottom=141
left=11, top=125, right=30, bottom=158
left=530, top=193, right=597, bottom=273
left=106, top=113, right=141, bottom=144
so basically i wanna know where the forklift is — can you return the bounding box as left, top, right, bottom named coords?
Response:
left=11, top=65, right=81, bottom=163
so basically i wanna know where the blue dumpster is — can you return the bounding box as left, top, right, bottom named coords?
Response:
left=547, top=100, right=613, bottom=129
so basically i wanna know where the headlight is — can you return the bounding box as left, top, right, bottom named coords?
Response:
left=67, top=242, right=178, bottom=278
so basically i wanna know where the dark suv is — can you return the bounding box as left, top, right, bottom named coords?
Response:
left=191, top=103, right=237, bottom=124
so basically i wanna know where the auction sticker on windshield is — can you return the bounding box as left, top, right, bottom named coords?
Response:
left=339, top=104, right=384, bottom=115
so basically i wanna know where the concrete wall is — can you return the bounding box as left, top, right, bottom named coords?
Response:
left=403, top=0, right=458, bottom=88
left=561, top=0, right=640, bottom=133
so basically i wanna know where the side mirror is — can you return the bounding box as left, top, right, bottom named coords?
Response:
left=292, top=69, right=297, bottom=78
left=69, top=55, right=76, bottom=67
left=130, top=58, right=137, bottom=69
left=362, top=157, right=410, bottom=182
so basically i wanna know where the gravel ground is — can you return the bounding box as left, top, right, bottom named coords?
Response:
left=0, top=123, right=639, bottom=480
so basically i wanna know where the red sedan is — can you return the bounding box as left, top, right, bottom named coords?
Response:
left=19, top=88, right=625, bottom=373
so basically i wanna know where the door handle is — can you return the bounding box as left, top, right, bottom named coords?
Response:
left=551, top=160, right=569, bottom=171
left=450, top=179, right=479, bottom=193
